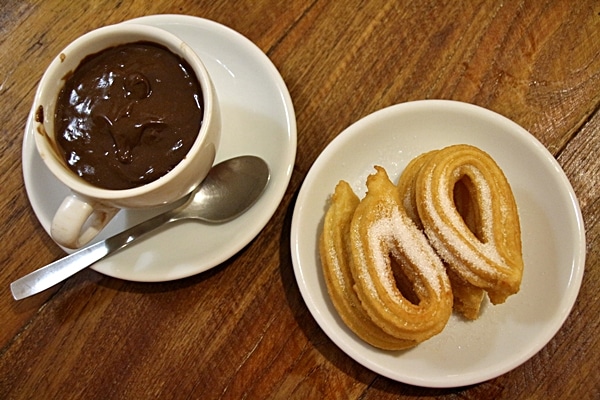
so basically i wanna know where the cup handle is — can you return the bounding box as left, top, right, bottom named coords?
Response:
left=51, top=193, right=119, bottom=249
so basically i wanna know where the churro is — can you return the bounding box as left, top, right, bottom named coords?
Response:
left=412, top=144, right=523, bottom=306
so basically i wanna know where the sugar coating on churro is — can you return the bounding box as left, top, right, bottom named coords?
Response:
left=367, top=210, right=442, bottom=298
left=416, top=145, right=523, bottom=306
left=425, top=166, right=504, bottom=271
left=319, top=144, right=524, bottom=349
left=323, top=167, right=453, bottom=346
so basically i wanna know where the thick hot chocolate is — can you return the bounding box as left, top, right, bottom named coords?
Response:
left=54, top=41, right=203, bottom=190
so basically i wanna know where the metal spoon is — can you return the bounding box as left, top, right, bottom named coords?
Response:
left=11, top=155, right=270, bottom=300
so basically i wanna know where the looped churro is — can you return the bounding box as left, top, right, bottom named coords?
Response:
left=320, top=181, right=416, bottom=350
left=319, top=143, right=523, bottom=348
left=410, top=144, right=523, bottom=306
left=398, top=150, right=485, bottom=319
left=349, top=167, right=453, bottom=342
left=320, top=167, right=453, bottom=349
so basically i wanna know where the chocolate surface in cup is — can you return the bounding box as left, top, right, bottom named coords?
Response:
left=54, top=41, right=203, bottom=190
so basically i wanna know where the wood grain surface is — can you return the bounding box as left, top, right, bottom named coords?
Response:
left=1, top=1, right=598, bottom=399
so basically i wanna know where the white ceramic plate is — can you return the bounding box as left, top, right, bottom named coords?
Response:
left=290, top=100, right=585, bottom=387
left=22, top=15, right=296, bottom=282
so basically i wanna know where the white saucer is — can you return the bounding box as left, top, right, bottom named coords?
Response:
left=290, top=100, right=585, bottom=387
left=22, top=15, right=296, bottom=282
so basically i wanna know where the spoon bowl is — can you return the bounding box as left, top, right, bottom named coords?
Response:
left=11, top=155, right=269, bottom=300
left=177, top=155, right=269, bottom=223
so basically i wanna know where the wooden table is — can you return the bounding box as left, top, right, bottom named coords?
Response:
left=1, top=1, right=598, bottom=398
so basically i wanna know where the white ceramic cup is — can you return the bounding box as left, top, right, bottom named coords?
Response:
left=33, top=24, right=221, bottom=249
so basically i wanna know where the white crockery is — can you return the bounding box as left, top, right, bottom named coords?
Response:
left=33, top=23, right=221, bottom=248
left=291, top=100, right=585, bottom=387
left=23, top=15, right=296, bottom=282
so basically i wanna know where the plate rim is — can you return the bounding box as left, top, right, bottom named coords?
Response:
left=290, top=99, right=586, bottom=387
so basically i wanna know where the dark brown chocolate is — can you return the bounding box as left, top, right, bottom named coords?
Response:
left=54, top=42, right=203, bottom=190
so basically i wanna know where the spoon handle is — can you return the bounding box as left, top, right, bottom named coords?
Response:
left=10, top=211, right=176, bottom=300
